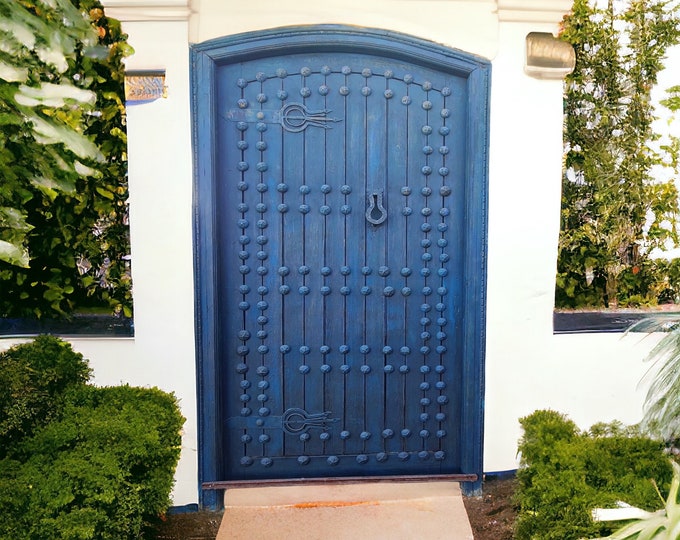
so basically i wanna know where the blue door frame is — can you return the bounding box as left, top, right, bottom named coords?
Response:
left=191, top=25, right=489, bottom=509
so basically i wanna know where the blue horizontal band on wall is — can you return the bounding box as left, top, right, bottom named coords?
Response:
left=553, top=311, right=680, bottom=334
left=0, top=315, right=134, bottom=338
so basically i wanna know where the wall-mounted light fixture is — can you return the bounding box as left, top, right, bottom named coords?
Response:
left=525, top=32, right=575, bottom=80
left=124, top=70, right=167, bottom=102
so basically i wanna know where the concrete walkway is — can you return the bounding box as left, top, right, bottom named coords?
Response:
left=217, top=480, right=474, bottom=539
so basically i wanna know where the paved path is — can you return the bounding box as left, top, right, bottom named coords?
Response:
left=217, top=480, right=474, bottom=539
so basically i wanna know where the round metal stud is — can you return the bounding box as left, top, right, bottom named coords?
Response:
left=299, top=365, right=310, bottom=374
left=240, top=393, right=251, bottom=402
left=398, top=452, right=410, bottom=461
left=360, top=365, right=371, bottom=374
left=320, top=286, right=331, bottom=295
left=340, top=266, right=351, bottom=275
left=261, top=457, right=273, bottom=467
left=256, top=366, right=269, bottom=375
left=320, top=205, right=331, bottom=215
left=241, top=407, right=251, bottom=416
left=241, top=434, right=252, bottom=443
left=382, top=429, right=394, bottom=439
left=356, top=454, right=369, bottom=464
left=399, top=365, right=410, bottom=374
left=259, top=407, right=270, bottom=416
left=327, top=456, right=340, bottom=466
left=384, top=89, right=394, bottom=99
left=404, top=74, right=414, bottom=84
left=435, top=412, right=446, bottom=421
left=240, top=456, right=253, bottom=466
left=300, top=433, right=310, bottom=441
left=298, top=456, right=310, bottom=465
left=340, top=205, right=351, bottom=214
left=360, top=431, right=371, bottom=440
left=420, top=429, right=430, bottom=438
left=319, top=85, right=329, bottom=96
left=420, top=398, right=431, bottom=406
left=320, top=364, right=331, bottom=373
left=340, top=430, right=350, bottom=439
left=418, top=451, right=429, bottom=460
left=339, top=86, right=350, bottom=96
left=340, top=364, right=351, bottom=373
left=279, top=285, right=290, bottom=295
left=434, top=451, right=445, bottom=460
left=320, top=432, right=330, bottom=441
left=278, top=266, right=290, bottom=276
left=277, top=90, right=288, bottom=100
left=339, top=345, right=350, bottom=354
left=401, top=95, right=412, bottom=106
left=321, top=65, right=332, bottom=75
left=259, top=434, right=270, bottom=443
left=340, top=286, right=350, bottom=295
left=384, top=364, right=394, bottom=373
left=376, top=452, right=388, bottom=462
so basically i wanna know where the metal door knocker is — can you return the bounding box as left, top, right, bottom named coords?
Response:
left=366, top=191, right=387, bottom=225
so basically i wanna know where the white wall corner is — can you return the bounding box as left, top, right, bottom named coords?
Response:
left=496, top=0, right=572, bottom=25
left=101, top=0, right=191, bottom=21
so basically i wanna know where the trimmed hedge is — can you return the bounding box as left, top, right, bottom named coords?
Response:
left=0, top=336, right=185, bottom=539
left=515, top=410, right=673, bottom=540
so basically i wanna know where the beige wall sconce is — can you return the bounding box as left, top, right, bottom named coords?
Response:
left=525, top=32, right=576, bottom=79
left=124, top=70, right=167, bottom=102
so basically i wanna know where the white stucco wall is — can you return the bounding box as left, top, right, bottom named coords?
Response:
left=5, top=0, right=668, bottom=506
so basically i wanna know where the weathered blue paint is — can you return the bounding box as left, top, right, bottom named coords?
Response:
left=191, top=25, right=489, bottom=507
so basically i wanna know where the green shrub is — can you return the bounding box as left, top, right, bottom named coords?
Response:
left=0, top=335, right=91, bottom=454
left=0, top=338, right=185, bottom=539
left=515, top=410, right=673, bottom=540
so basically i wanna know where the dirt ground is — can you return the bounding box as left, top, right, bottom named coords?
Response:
left=151, top=475, right=518, bottom=540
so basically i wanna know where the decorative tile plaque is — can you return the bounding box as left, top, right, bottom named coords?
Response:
left=124, top=70, right=166, bottom=102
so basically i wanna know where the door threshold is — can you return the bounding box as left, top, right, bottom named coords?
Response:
left=203, top=473, right=478, bottom=491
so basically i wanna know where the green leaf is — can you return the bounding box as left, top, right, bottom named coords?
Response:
left=0, top=240, right=29, bottom=267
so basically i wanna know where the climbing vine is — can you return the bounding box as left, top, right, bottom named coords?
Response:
left=0, top=0, right=132, bottom=318
left=556, top=0, right=680, bottom=308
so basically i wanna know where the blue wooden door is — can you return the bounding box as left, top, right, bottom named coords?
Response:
left=193, top=27, right=488, bottom=498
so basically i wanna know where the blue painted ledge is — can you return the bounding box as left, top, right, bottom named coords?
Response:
left=554, top=309, right=680, bottom=334
left=0, top=315, right=134, bottom=338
